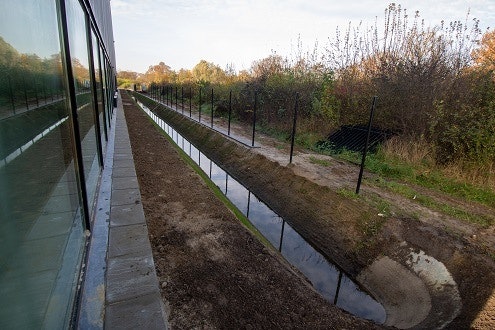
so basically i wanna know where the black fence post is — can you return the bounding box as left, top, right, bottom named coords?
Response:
left=246, top=191, right=251, bottom=217
left=251, top=91, right=257, bottom=147
left=199, top=87, right=202, bottom=123
left=50, top=77, right=54, bottom=101
left=181, top=86, right=184, bottom=114
left=356, top=96, right=378, bottom=194
left=175, top=86, right=178, bottom=110
left=42, top=76, right=47, bottom=102
left=289, top=93, right=299, bottom=164
left=189, top=86, right=192, bottom=117
left=334, top=271, right=343, bottom=305
left=33, top=76, right=39, bottom=107
left=8, top=76, right=16, bottom=114
left=278, top=220, right=286, bottom=252
left=22, top=76, right=29, bottom=110
left=228, top=90, right=232, bottom=135
left=210, top=88, right=214, bottom=128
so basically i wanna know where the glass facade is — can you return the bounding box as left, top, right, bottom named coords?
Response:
left=0, top=0, right=115, bottom=328
left=65, top=0, right=101, bottom=209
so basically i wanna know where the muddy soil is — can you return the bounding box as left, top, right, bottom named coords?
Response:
left=126, top=91, right=495, bottom=329
left=121, top=92, right=381, bottom=329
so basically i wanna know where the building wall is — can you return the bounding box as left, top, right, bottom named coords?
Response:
left=0, top=0, right=116, bottom=328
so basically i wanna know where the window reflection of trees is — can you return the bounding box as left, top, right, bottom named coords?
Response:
left=0, top=36, right=66, bottom=117
left=0, top=37, right=96, bottom=163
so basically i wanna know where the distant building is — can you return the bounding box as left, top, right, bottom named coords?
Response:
left=0, top=0, right=116, bottom=328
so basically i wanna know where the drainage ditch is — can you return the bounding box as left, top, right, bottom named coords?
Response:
left=136, top=99, right=386, bottom=324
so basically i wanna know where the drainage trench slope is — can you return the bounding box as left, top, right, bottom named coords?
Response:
left=132, top=92, right=468, bottom=329
left=134, top=98, right=388, bottom=324
left=134, top=94, right=377, bottom=274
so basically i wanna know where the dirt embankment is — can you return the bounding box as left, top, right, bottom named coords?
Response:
left=130, top=92, right=495, bottom=329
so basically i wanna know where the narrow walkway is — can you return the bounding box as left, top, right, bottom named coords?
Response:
left=78, top=92, right=167, bottom=329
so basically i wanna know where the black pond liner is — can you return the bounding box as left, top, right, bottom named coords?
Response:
left=317, top=125, right=395, bottom=153
left=137, top=100, right=386, bottom=324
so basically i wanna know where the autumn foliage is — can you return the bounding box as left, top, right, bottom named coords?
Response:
left=118, top=4, right=495, bottom=173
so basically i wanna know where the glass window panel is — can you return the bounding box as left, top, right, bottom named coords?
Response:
left=92, top=30, right=107, bottom=154
left=100, top=48, right=110, bottom=130
left=0, top=0, right=85, bottom=328
left=65, top=0, right=101, bottom=208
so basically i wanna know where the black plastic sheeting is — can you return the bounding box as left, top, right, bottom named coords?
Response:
left=317, top=125, right=395, bottom=153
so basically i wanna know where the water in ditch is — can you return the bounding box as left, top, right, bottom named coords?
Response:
left=138, top=101, right=386, bottom=324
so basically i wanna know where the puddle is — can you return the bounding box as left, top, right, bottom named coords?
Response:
left=137, top=100, right=386, bottom=324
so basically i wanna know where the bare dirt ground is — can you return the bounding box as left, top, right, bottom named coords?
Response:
left=123, top=91, right=495, bottom=329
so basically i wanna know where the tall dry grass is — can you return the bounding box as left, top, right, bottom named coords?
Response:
left=381, top=136, right=495, bottom=191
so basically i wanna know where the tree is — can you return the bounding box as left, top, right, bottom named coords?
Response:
left=192, top=60, right=226, bottom=85
left=251, top=54, right=286, bottom=79
left=177, top=68, right=193, bottom=84
left=117, top=70, right=139, bottom=80
left=143, top=61, right=175, bottom=84
left=472, top=29, right=495, bottom=72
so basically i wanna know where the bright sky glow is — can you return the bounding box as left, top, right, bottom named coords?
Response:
left=110, top=0, right=495, bottom=73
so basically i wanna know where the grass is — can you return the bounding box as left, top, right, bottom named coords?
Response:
left=326, top=143, right=495, bottom=226
left=353, top=209, right=387, bottom=252
left=257, top=124, right=290, bottom=143
left=357, top=212, right=386, bottom=238
left=337, top=187, right=359, bottom=199
left=371, top=177, right=494, bottom=227
left=331, top=148, right=495, bottom=209
left=309, top=156, right=331, bottom=167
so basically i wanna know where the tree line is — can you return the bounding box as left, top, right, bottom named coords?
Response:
left=119, top=4, right=495, bottom=174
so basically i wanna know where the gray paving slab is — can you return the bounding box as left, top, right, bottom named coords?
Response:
left=112, top=166, right=137, bottom=178
left=113, top=158, right=135, bottom=168
left=108, top=224, right=151, bottom=258
left=113, top=151, right=133, bottom=158
left=110, top=203, right=145, bottom=227
left=106, top=253, right=158, bottom=304
left=105, top=293, right=167, bottom=329
left=112, top=176, right=139, bottom=190
left=110, top=188, right=141, bottom=206
left=114, top=143, right=132, bottom=150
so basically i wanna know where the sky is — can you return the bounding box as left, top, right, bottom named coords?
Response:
left=110, top=0, right=495, bottom=73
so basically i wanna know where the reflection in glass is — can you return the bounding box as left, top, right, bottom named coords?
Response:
left=65, top=0, right=100, bottom=209
left=0, top=0, right=85, bottom=328
left=100, top=48, right=110, bottom=130
left=92, top=30, right=107, bottom=154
